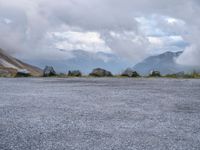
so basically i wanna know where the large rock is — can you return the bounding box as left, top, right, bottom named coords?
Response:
left=15, top=69, right=31, bottom=77
left=121, top=68, right=140, bottom=77
left=43, top=66, right=56, bottom=77
left=68, top=70, right=82, bottom=77
left=89, top=68, right=113, bottom=77
left=149, top=70, right=161, bottom=77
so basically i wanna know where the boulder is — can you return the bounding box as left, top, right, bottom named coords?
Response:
left=68, top=70, right=82, bottom=77
left=15, top=69, right=31, bottom=77
left=121, top=68, right=140, bottom=77
left=89, top=68, right=113, bottom=77
left=149, top=70, right=161, bottom=77
left=43, top=66, right=56, bottom=77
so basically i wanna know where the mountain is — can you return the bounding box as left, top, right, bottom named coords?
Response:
left=65, top=50, right=132, bottom=74
left=27, top=49, right=132, bottom=74
left=0, top=48, right=42, bottom=76
left=133, top=51, right=186, bottom=75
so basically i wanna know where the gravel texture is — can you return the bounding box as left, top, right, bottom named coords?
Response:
left=0, top=78, right=200, bottom=150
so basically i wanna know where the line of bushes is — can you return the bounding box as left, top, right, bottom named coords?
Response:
left=42, top=66, right=200, bottom=79
left=1, top=66, right=199, bottom=78
left=164, top=71, right=200, bottom=79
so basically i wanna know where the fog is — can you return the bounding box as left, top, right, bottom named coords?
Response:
left=0, top=0, right=200, bottom=67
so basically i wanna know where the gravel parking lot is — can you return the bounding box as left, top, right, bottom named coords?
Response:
left=0, top=78, right=200, bottom=150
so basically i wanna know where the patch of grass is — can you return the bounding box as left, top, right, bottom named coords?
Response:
left=165, top=71, right=200, bottom=79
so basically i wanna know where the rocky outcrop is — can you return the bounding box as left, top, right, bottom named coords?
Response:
left=149, top=70, right=161, bottom=77
left=68, top=70, right=82, bottom=77
left=121, top=68, right=140, bottom=77
left=89, top=68, right=113, bottom=77
left=15, top=69, right=31, bottom=77
left=43, top=66, right=56, bottom=77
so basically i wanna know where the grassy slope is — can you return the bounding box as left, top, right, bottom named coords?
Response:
left=0, top=48, right=42, bottom=76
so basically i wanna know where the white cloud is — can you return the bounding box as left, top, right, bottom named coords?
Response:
left=1, top=18, right=12, bottom=24
left=176, top=45, right=200, bottom=66
left=0, top=0, right=200, bottom=67
left=47, top=31, right=111, bottom=53
left=148, top=37, right=163, bottom=46
left=166, top=17, right=179, bottom=25
left=148, top=36, right=184, bottom=46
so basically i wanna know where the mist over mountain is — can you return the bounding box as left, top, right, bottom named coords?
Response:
left=1, top=0, right=200, bottom=68
left=24, top=49, right=132, bottom=74
left=133, top=51, right=199, bottom=75
left=1, top=46, right=200, bottom=76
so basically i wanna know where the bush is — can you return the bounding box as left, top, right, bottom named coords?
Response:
left=149, top=71, right=161, bottom=77
left=68, top=70, right=82, bottom=77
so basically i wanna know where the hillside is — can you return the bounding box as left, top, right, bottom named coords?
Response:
left=0, top=48, right=42, bottom=76
left=133, top=51, right=185, bottom=75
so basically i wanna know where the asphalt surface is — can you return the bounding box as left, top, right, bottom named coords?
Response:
left=0, top=78, right=200, bottom=150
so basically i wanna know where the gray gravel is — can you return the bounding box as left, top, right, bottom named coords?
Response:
left=0, top=78, right=200, bottom=150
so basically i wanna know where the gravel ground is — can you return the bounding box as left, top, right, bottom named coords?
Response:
left=0, top=78, right=200, bottom=150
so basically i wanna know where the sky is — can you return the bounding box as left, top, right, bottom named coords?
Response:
left=0, top=0, right=200, bottom=69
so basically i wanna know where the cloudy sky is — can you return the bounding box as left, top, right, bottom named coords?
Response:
left=0, top=0, right=200, bottom=69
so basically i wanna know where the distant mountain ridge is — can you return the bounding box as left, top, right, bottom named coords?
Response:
left=28, top=49, right=132, bottom=74
left=2, top=48, right=195, bottom=76
left=0, top=48, right=42, bottom=76
left=133, top=51, right=186, bottom=75
left=64, top=50, right=133, bottom=74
